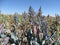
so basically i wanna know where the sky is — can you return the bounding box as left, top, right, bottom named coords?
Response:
left=0, top=0, right=60, bottom=16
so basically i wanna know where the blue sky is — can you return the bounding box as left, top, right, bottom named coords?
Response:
left=0, top=0, right=60, bottom=16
